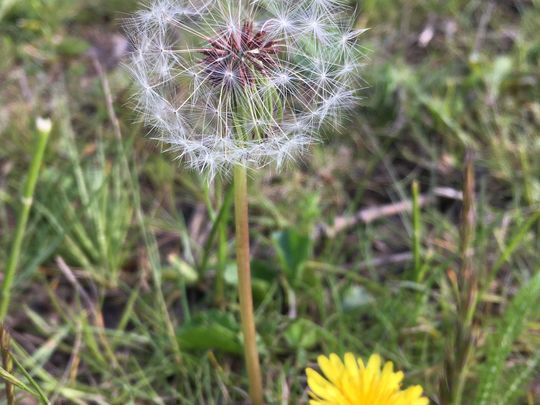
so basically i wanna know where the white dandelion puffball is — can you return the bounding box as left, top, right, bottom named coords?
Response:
left=127, top=0, right=365, bottom=177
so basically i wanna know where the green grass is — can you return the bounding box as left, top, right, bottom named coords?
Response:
left=1, top=0, right=540, bottom=403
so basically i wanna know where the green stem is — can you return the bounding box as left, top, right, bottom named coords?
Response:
left=1, top=120, right=51, bottom=320
left=411, top=180, right=422, bottom=282
left=179, top=275, right=191, bottom=323
left=233, top=165, right=263, bottom=405
left=215, top=178, right=227, bottom=308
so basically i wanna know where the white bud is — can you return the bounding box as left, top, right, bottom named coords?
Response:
left=36, top=117, right=52, bottom=134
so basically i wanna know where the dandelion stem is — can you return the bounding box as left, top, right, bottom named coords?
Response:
left=215, top=178, right=228, bottom=309
left=0, top=119, right=51, bottom=320
left=233, top=165, right=263, bottom=405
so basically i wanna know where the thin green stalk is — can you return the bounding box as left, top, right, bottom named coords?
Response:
left=1, top=119, right=51, bottom=320
left=9, top=354, right=49, bottom=405
left=179, top=274, right=191, bottom=323
left=215, top=178, right=228, bottom=308
left=233, top=165, right=263, bottom=405
left=411, top=180, right=422, bottom=282
left=198, top=184, right=233, bottom=276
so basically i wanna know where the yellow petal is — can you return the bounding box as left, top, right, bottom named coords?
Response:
left=367, top=353, right=382, bottom=373
left=306, top=368, right=342, bottom=401
left=403, top=385, right=425, bottom=400
left=318, top=354, right=343, bottom=387
left=343, top=353, right=359, bottom=386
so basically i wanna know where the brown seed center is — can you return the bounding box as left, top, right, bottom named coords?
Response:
left=201, top=21, right=280, bottom=88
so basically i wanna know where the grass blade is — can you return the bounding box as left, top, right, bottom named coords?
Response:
left=10, top=354, right=50, bottom=404
left=1, top=118, right=51, bottom=320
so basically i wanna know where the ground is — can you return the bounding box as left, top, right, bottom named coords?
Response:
left=0, top=0, right=539, bottom=404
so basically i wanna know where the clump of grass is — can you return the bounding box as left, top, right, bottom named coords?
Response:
left=439, top=153, right=478, bottom=404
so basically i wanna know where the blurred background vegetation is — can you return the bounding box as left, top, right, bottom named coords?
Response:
left=1, top=0, right=539, bottom=403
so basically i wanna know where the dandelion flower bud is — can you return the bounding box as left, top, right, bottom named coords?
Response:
left=36, top=117, right=52, bottom=135
left=127, top=0, right=365, bottom=178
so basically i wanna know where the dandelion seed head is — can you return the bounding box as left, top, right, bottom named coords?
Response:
left=127, top=0, right=365, bottom=177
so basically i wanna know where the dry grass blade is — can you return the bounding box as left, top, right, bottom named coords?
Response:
left=439, top=152, right=479, bottom=405
left=0, top=325, right=14, bottom=405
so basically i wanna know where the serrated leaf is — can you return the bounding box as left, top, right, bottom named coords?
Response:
left=475, top=272, right=540, bottom=405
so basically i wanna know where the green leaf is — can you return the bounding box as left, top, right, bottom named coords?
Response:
left=498, top=350, right=540, bottom=405
left=284, top=319, right=320, bottom=350
left=176, top=312, right=242, bottom=354
left=272, top=229, right=312, bottom=283
left=475, top=272, right=540, bottom=405
left=177, top=325, right=242, bottom=354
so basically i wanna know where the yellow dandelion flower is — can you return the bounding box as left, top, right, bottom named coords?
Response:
left=306, top=353, right=429, bottom=405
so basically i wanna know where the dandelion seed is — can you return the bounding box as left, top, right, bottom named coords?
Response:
left=127, top=0, right=364, bottom=177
